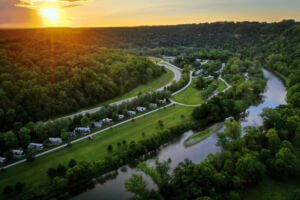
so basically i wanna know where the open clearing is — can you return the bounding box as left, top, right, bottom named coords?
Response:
left=172, top=78, right=225, bottom=105
left=0, top=105, right=194, bottom=194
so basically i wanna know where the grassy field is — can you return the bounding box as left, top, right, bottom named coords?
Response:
left=0, top=105, right=194, bottom=195
left=172, top=78, right=225, bottom=105
left=242, top=147, right=300, bottom=200
left=60, top=67, right=174, bottom=117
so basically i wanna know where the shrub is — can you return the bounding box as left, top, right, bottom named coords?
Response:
left=68, top=159, right=77, bottom=168
left=3, top=186, right=13, bottom=195
left=15, top=182, right=25, bottom=192
left=107, top=144, right=113, bottom=152
left=47, top=168, right=57, bottom=179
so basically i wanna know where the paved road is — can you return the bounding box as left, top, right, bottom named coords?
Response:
left=67, top=60, right=182, bottom=119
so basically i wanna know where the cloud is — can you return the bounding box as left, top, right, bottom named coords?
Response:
left=0, top=1, right=43, bottom=27
left=62, top=3, right=81, bottom=8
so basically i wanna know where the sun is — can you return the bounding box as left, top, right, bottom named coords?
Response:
left=39, top=8, right=59, bottom=20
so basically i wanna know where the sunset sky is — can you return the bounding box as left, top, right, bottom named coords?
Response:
left=0, top=0, right=299, bottom=28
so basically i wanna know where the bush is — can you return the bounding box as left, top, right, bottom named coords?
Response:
left=15, top=182, right=25, bottom=192
left=26, top=153, right=34, bottom=162
left=107, top=144, right=113, bottom=152
left=57, top=164, right=67, bottom=177
left=3, top=186, right=13, bottom=195
left=69, top=159, right=77, bottom=168
left=47, top=168, right=57, bottom=179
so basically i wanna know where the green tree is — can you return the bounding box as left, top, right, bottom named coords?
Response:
left=81, top=116, right=90, bottom=127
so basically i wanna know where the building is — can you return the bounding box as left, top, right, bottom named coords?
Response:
left=49, top=138, right=63, bottom=144
left=12, top=149, right=24, bottom=158
left=159, top=99, right=167, bottom=104
left=28, top=143, right=44, bottom=151
left=102, top=118, right=113, bottom=123
left=93, top=122, right=102, bottom=128
left=118, top=114, right=125, bottom=119
left=0, top=157, right=6, bottom=164
left=136, top=107, right=147, bottom=112
left=149, top=103, right=158, bottom=108
left=128, top=111, right=136, bottom=116
left=74, top=127, right=91, bottom=135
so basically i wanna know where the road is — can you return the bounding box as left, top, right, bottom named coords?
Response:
left=67, top=60, right=182, bottom=119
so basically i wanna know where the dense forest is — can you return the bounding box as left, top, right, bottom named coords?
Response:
left=0, top=44, right=165, bottom=131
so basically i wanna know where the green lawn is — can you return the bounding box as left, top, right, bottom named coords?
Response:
left=58, top=67, right=174, bottom=118
left=242, top=147, right=300, bottom=200
left=172, top=78, right=225, bottom=105
left=0, top=105, right=194, bottom=195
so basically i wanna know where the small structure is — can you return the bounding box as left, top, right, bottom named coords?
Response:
left=0, top=157, right=6, bottom=164
left=195, top=69, right=203, bottom=76
left=49, top=138, right=63, bottom=144
left=12, top=149, right=25, bottom=158
left=159, top=99, right=167, bottom=104
left=136, top=107, right=147, bottom=112
left=102, top=118, right=113, bottom=123
left=93, top=122, right=103, bottom=128
left=162, top=55, right=176, bottom=62
left=149, top=103, right=158, bottom=109
left=74, top=127, right=91, bottom=135
left=28, top=143, right=44, bottom=151
left=225, top=116, right=234, bottom=121
left=118, top=114, right=125, bottom=119
left=128, top=111, right=136, bottom=116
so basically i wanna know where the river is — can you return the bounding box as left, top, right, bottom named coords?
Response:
left=72, top=69, right=286, bottom=200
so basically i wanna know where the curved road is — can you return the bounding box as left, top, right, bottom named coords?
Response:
left=68, top=60, right=182, bottom=119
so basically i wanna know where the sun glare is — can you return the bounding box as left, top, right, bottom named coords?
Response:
left=40, top=8, right=59, bottom=20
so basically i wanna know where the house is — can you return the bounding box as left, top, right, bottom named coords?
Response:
left=118, top=114, right=125, bottom=119
left=12, top=149, right=24, bottom=158
left=128, top=111, right=136, bottom=116
left=159, top=99, right=167, bottom=104
left=28, top=143, right=44, bottom=151
left=149, top=103, right=158, bottom=109
left=74, top=127, right=91, bottom=135
left=136, top=107, right=147, bottom=112
left=93, top=122, right=103, bottom=128
left=102, top=118, right=113, bottom=123
left=0, top=157, right=6, bottom=164
left=49, top=137, right=63, bottom=144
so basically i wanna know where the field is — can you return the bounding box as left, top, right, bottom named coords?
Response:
left=0, top=105, right=194, bottom=195
left=172, top=78, right=226, bottom=105
left=64, top=67, right=174, bottom=117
